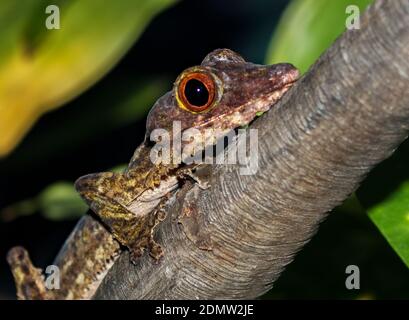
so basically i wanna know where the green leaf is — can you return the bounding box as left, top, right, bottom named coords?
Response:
left=357, top=140, right=409, bottom=269
left=0, top=181, right=86, bottom=221
left=367, top=182, right=409, bottom=268
left=265, top=0, right=373, bottom=73
left=0, top=76, right=170, bottom=177
left=39, top=182, right=87, bottom=221
left=0, top=0, right=176, bottom=157
left=1, top=164, right=127, bottom=221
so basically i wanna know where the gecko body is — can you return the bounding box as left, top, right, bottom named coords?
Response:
left=7, top=49, right=299, bottom=299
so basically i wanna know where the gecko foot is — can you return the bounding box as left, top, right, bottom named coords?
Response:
left=128, top=236, right=164, bottom=264
left=177, top=183, right=213, bottom=251
left=129, top=246, right=144, bottom=264
left=7, top=246, right=49, bottom=300
left=148, top=239, right=164, bottom=263
left=129, top=240, right=164, bottom=265
left=128, top=208, right=166, bottom=265
left=178, top=164, right=212, bottom=189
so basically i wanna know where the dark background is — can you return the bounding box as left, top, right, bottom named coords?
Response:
left=0, top=0, right=408, bottom=299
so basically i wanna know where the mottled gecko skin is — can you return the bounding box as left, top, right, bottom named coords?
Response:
left=8, top=216, right=119, bottom=300
left=7, top=49, right=299, bottom=300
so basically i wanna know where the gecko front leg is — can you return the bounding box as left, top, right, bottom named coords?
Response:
left=182, top=164, right=213, bottom=190
left=74, top=171, right=174, bottom=264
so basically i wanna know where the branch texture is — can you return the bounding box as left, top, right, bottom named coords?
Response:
left=94, top=0, right=409, bottom=299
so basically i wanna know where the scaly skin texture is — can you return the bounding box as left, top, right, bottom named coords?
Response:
left=8, top=216, right=120, bottom=300
left=7, top=49, right=299, bottom=299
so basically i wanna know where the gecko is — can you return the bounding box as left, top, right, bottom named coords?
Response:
left=7, top=49, right=299, bottom=300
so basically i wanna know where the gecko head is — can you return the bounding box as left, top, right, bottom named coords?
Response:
left=74, top=171, right=125, bottom=216
left=145, top=48, right=299, bottom=142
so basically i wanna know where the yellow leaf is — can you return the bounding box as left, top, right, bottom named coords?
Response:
left=0, top=0, right=176, bottom=157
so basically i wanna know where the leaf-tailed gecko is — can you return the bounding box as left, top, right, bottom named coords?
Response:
left=7, top=49, right=299, bottom=299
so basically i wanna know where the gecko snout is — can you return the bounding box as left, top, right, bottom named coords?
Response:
left=267, top=63, right=300, bottom=87
left=74, top=173, right=106, bottom=206
left=74, top=172, right=120, bottom=211
left=74, top=174, right=95, bottom=196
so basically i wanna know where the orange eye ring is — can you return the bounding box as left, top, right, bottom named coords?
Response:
left=176, top=71, right=217, bottom=113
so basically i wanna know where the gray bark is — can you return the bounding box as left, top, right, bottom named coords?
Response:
left=94, top=0, right=409, bottom=299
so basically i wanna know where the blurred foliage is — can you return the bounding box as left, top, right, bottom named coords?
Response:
left=265, top=0, right=373, bottom=73
left=1, top=182, right=86, bottom=222
left=367, top=182, right=409, bottom=268
left=358, top=139, right=409, bottom=269
left=0, top=0, right=176, bottom=157
left=2, top=165, right=126, bottom=222
left=0, top=76, right=169, bottom=176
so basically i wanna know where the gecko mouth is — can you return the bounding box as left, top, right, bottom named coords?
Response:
left=238, top=79, right=298, bottom=129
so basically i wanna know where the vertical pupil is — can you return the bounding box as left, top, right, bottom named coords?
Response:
left=184, top=79, right=209, bottom=106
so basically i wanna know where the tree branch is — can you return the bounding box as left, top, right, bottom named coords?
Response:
left=94, top=0, right=409, bottom=299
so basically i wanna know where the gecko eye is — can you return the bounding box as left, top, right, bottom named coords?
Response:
left=177, top=72, right=216, bottom=113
